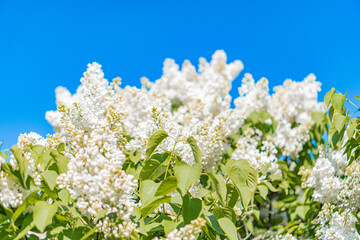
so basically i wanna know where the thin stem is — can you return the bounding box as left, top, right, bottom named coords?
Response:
left=346, top=98, right=359, bottom=110
left=164, top=140, right=178, bottom=180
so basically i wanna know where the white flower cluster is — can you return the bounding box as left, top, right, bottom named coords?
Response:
left=0, top=170, right=25, bottom=208
left=231, top=127, right=280, bottom=177
left=316, top=204, right=359, bottom=240
left=0, top=132, right=49, bottom=208
left=304, top=148, right=360, bottom=239
left=263, top=231, right=297, bottom=240
left=234, top=73, right=324, bottom=157
left=153, top=217, right=206, bottom=240
left=46, top=50, right=323, bottom=172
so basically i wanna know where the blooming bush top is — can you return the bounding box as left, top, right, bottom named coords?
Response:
left=0, top=50, right=359, bottom=239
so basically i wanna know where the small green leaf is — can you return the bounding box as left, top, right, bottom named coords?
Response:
left=0, top=151, right=8, bottom=160
left=145, top=130, right=168, bottom=161
left=11, top=201, right=28, bottom=225
left=226, top=159, right=250, bottom=185
left=80, top=226, right=99, bottom=240
left=209, top=173, right=227, bottom=205
left=33, top=201, right=59, bottom=232
left=39, top=155, right=53, bottom=171
left=333, top=113, right=348, bottom=132
left=41, top=170, right=58, bottom=190
left=204, top=214, right=225, bottom=236
left=50, top=150, right=69, bottom=173
left=155, top=176, right=178, bottom=196
left=295, top=205, right=310, bottom=220
left=246, top=167, right=258, bottom=195
left=225, top=184, right=239, bottom=208
left=140, top=158, right=166, bottom=180
left=182, top=194, right=203, bottom=225
left=186, top=136, right=202, bottom=166
left=226, top=159, right=255, bottom=209
left=238, top=184, right=252, bottom=210
left=57, top=142, right=65, bottom=153
left=140, top=196, right=171, bottom=217
left=324, top=88, right=335, bottom=108
left=164, top=220, right=176, bottom=236
left=10, top=145, right=28, bottom=186
left=213, top=207, right=236, bottom=223
left=311, top=112, right=326, bottom=125
left=257, top=185, right=268, bottom=199
left=174, top=161, right=201, bottom=195
left=14, top=221, right=35, bottom=240
left=331, top=92, right=346, bottom=113
left=262, top=181, right=278, bottom=192
left=32, top=145, right=45, bottom=155
left=140, top=180, right=160, bottom=204
left=218, top=217, right=238, bottom=240
left=58, top=189, right=70, bottom=203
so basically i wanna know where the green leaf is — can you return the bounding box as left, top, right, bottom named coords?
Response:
left=33, top=201, right=59, bottom=232
left=57, top=142, right=65, bottom=153
left=155, top=176, right=178, bottom=196
left=50, top=150, right=69, bottom=173
left=11, top=201, right=28, bottom=227
left=204, top=214, right=225, bottom=236
left=295, top=205, right=310, bottom=220
left=32, top=145, right=45, bottom=155
left=0, top=151, right=8, bottom=160
left=226, top=159, right=250, bottom=185
left=94, top=209, right=108, bottom=223
left=226, top=159, right=255, bottom=210
left=129, top=150, right=141, bottom=164
left=218, top=217, right=238, bottom=240
left=209, top=173, right=227, bottom=205
left=333, top=113, right=348, bottom=132
left=331, top=92, right=346, bottom=113
left=324, top=88, right=335, bottom=108
left=58, top=189, right=70, bottom=203
left=186, top=136, right=202, bottom=166
left=80, top=226, right=99, bottom=240
left=238, top=184, right=252, bottom=210
left=14, top=221, right=35, bottom=240
left=225, top=184, right=239, bottom=208
left=140, top=158, right=165, bottom=180
left=60, top=228, right=86, bottom=240
left=10, top=145, right=28, bottom=186
left=41, top=170, right=58, bottom=190
left=262, top=181, right=278, bottom=192
left=163, top=220, right=176, bottom=235
left=140, top=196, right=171, bottom=217
left=140, top=180, right=160, bottom=204
left=145, top=130, right=168, bottom=161
left=246, top=167, right=258, bottom=195
left=182, top=194, right=203, bottom=225
left=39, top=155, right=53, bottom=171
left=257, top=185, right=268, bottom=199
left=174, top=161, right=201, bottom=195
left=213, top=207, right=236, bottom=223
left=311, top=112, right=326, bottom=125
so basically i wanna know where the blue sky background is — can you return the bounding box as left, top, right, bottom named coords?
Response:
left=1, top=0, right=360, bottom=149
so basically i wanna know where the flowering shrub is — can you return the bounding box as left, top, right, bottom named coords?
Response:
left=0, top=50, right=358, bottom=239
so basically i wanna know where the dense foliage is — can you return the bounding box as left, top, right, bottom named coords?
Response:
left=0, top=51, right=359, bottom=239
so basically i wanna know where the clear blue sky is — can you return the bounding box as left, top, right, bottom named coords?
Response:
left=1, top=0, right=360, bottom=149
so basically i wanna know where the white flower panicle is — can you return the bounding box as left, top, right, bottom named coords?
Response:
left=153, top=217, right=206, bottom=240
left=46, top=50, right=323, bottom=171
left=0, top=132, right=51, bottom=208
left=304, top=147, right=360, bottom=239
left=0, top=50, right=329, bottom=238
